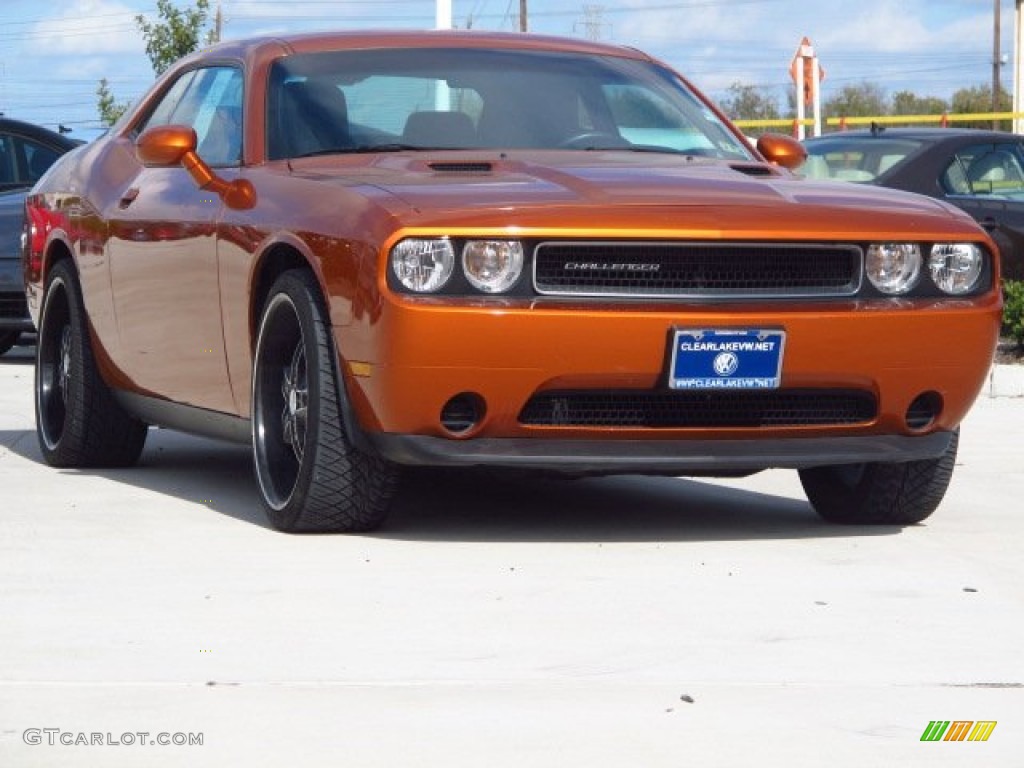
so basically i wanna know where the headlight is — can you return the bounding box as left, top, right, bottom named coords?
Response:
left=928, top=243, right=983, bottom=295
left=391, top=238, right=455, bottom=293
left=866, top=243, right=921, bottom=295
left=462, top=240, right=524, bottom=293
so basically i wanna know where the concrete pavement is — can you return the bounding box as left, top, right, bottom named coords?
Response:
left=1, top=340, right=1022, bottom=766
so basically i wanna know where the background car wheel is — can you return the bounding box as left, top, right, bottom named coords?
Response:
left=0, top=330, right=19, bottom=356
left=252, top=270, right=398, bottom=533
left=799, top=428, right=959, bottom=525
left=35, top=260, right=147, bottom=467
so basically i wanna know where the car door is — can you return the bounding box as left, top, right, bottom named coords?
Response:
left=941, top=140, right=1024, bottom=281
left=105, top=65, right=243, bottom=413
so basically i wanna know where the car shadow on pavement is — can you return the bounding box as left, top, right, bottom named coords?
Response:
left=1, top=427, right=901, bottom=543
left=1, top=426, right=272, bottom=530
left=0, top=356, right=34, bottom=367
left=0, top=337, right=36, bottom=365
left=380, top=467, right=898, bottom=543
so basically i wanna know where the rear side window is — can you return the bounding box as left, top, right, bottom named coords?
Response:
left=943, top=142, right=1024, bottom=199
left=0, top=133, right=63, bottom=189
left=0, top=135, right=15, bottom=186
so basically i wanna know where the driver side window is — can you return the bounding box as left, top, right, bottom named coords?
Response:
left=139, top=66, right=244, bottom=167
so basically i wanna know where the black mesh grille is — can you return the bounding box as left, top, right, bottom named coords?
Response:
left=533, top=242, right=861, bottom=297
left=519, top=389, right=877, bottom=428
left=0, top=293, right=29, bottom=320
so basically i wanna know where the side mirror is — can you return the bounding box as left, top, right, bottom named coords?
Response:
left=136, top=125, right=198, bottom=166
left=135, top=124, right=255, bottom=210
left=756, top=133, right=808, bottom=170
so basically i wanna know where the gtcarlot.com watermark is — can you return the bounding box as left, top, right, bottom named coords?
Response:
left=23, top=728, right=203, bottom=747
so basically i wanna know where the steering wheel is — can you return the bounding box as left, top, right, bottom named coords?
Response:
left=558, top=131, right=628, bottom=149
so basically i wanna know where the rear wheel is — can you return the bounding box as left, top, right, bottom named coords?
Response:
left=252, top=269, right=398, bottom=532
left=799, top=428, right=959, bottom=525
left=35, top=260, right=147, bottom=467
left=0, top=330, right=18, bottom=356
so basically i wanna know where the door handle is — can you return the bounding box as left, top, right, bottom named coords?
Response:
left=119, top=187, right=140, bottom=209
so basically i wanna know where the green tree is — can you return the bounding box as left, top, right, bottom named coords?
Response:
left=136, top=0, right=213, bottom=76
left=720, top=82, right=781, bottom=122
left=96, top=0, right=215, bottom=127
left=825, top=81, right=888, bottom=119
left=890, top=90, right=948, bottom=117
left=96, top=78, right=129, bottom=127
left=951, top=83, right=1012, bottom=130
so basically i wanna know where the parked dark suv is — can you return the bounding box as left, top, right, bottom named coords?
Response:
left=1, top=117, right=79, bottom=355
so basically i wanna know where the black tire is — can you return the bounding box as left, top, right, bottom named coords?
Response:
left=252, top=269, right=398, bottom=532
left=35, top=260, right=147, bottom=467
left=0, top=330, right=19, bottom=356
left=799, top=428, right=960, bottom=525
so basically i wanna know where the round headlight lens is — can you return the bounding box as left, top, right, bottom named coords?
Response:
left=391, top=238, right=455, bottom=293
left=462, top=240, right=525, bottom=293
left=866, top=243, right=921, bottom=295
left=929, top=243, right=983, bottom=295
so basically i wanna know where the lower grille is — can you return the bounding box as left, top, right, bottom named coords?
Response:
left=519, top=389, right=877, bottom=428
left=0, top=293, right=29, bottom=320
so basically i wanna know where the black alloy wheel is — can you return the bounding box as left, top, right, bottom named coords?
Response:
left=252, top=269, right=398, bottom=532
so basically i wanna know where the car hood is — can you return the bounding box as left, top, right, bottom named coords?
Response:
left=287, top=151, right=981, bottom=238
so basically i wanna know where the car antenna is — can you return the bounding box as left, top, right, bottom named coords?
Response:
left=870, top=121, right=885, bottom=136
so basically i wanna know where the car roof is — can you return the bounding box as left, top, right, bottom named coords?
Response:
left=805, top=127, right=1014, bottom=144
left=184, top=28, right=656, bottom=68
left=0, top=117, right=81, bottom=149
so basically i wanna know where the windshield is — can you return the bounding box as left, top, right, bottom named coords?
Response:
left=266, top=47, right=753, bottom=161
left=801, top=137, right=925, bottom=182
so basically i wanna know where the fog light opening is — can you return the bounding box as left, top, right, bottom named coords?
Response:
left=905, top=392, right=942, bottom=431
left=440, top=393, right=485, bottom=435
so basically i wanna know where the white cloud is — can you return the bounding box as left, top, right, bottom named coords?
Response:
left=27, top=0, right=142, bottom=56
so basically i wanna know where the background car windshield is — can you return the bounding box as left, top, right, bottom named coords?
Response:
left=266, top=47, right=752, bottom=160
left=801, top=137, right=924, bottom=182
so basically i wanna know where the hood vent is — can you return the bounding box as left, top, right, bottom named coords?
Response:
left=730, top=163, right=777, bottom=177
left=428, top=161, right=494, bottom=173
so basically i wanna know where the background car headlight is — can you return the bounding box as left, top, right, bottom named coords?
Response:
left=462, top=240, right=524, bottom=293
left=866, top=243, right=921, bottom=295
left=928, top=243, right=983, bottom=295
left=391, top=238, right=455, bottom=293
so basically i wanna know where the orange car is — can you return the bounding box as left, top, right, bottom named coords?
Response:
left=23, top=31, right=1001, bottom=532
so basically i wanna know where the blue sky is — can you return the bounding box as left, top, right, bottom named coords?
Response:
left=0, top=0, right=1012, bottom=140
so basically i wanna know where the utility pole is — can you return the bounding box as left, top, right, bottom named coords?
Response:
left=520, top=0, right=528, bottom=32
left=995, top=0, right=1002, bottom=130
left=436, top=0, right=452, bottom=29
left=213, top=1, right=223, bottom=43
left=1015, top=0, right=1023, bottom=133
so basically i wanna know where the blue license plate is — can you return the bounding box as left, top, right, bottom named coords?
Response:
left=669, top=329, right=785, bottom=390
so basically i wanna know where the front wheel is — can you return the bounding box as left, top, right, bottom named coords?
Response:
left=799, top=428, right=959, bottom=525
left=35, top=260, right=147, bottom=467
left=252, top=270, right=398, bottom=533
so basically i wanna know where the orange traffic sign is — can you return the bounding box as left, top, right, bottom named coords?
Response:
left=789, top=36, right=825, bottom=106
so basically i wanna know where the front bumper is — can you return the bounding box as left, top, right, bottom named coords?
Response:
left=339, top=293, right=1001, bottom=462
left=369, top=430, right=955, bottom=472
